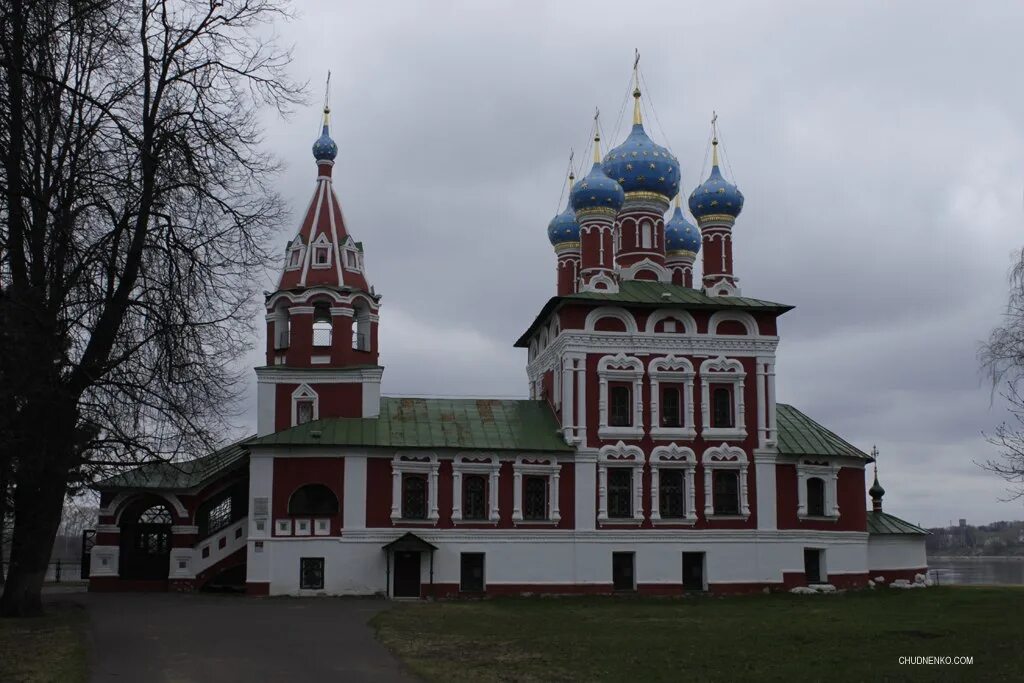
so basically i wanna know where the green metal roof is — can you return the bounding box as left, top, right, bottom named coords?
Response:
left=515, top=281, right=793, bottom=347
left=866, top=511, right=928, bottom=535
left=776, top=404, right=871, bottom=461
left=247, top=397, right=573, bottom=452
left=94, top=437, right=251, bottom=491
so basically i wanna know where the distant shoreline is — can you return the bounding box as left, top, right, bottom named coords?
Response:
left=929, top=556, right=1024, bottom=561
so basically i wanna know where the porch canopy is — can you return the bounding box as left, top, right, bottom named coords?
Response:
left=382, top=532, right=437, bottom=598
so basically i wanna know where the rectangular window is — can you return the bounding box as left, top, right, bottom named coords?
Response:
left=523, top=476, right=548, bottom=521
left=313, top=245, right=330, bottom=266
left=612, top=552, right=635, bottom=591
left=659, top=469, right=685, bottom=518
left=712, top=470, right=739, bottom=515
left=710, top=385, right=734, bottom=428
left=607, top=468, right=632, bottom=519
left=807, top=477, right=826, bottom=517
left=296, top=399, right=314, bottom=425
left=609, top=384, right=632, bottom=427
left=460, top=553, right=485, bottom=592
left=661, top=386, right=682, bottom=427
left=300, top=557, right=325, bottom=590
left=288, top=250, right=301, bottom=268
left=462, top=475, right=487, bottom=521
left=401, top=474, right=427, bottom=520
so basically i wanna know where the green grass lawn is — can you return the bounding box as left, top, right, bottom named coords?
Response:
left=372, top=587, right=1024, bottom=682
left=0, top=601, right=88, bottom=683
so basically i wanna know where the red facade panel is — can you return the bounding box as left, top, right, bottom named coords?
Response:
left=271, top=457, right=345, bottom=535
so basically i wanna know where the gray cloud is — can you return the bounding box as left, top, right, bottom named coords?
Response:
left=236, top=0, right=1024, bottom=526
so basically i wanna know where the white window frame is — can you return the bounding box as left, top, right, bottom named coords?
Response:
left=797, top=460, right=840, bottom=519
left=702, top=443, right=750, bottom=519
left=310, top=233, right=332, bottom=269
left=650, top=444, right=697, bottom=523
left=598, top=354, right=645, bottom=440
left=512, top=456, right=561, bottom=524
left=390, top=453, right=439, bottom=523
left=700, top=356, right=747, bottom=440
left=452, top=453, right=500, bottom=524
left=285, top=238, right=305, bottom=271
left=597, top=441, right=645, bottom=524
left=649, top=355, right=696, bottom=441
left=342, top=237, right=363, bottom=272
left=291, top=384, right=319, bottom=426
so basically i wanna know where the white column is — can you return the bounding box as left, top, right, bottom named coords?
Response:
left=246, top=453, right=274, bottom=586
left=256, top=381, right=276, bottom=437
left=756, top=360, right=767, bottom=448
left=550, top=469, right=561, bottom=523
left=512, top=467, right=523, bottom=521
left=451, top=468, right=463, bottom=522
left=488, top=468, right=500, bottom=522
left=684, top=376, right=695, bottom=431
left=390, top=467, right=401, bottom=520
left=685, top=467, right=697, bottom=520
left=632, top=464, right=644, bottom=521
left=649, top=466, right=661, bottom=521
left=740, top=465, right=751, bottom=516
left=561, top=357, right=575, bottom=437
left=576, top=359, right=588, bottom=444
left=755, top=459, right=777, bottom=530
left=343, top=455, right=367, bottom=530
left=428, top=466, right=439, bottom=521
left=703, top=467, right=714, bottom=517
left=597, top=464, right=608, bottom=521
left=766, top=362, right=777, bottom=444
left=797, top=469, right=808, bottom=516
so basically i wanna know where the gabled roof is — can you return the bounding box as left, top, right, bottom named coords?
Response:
left=515, top=280, right=793, bottom=347
left=866, top=511, right=928, bottom=535
left=93, top=436, right=252, bottom=491
left=246, top=397, right=573, bottom=452
left=776, top=404, right=871, bottom=461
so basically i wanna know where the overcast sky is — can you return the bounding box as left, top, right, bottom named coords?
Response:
left=237, top=0, right=1024, bottom=527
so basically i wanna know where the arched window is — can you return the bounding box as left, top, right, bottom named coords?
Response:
left=288, top=484, right=339, bottom=516
left=312, top=303, right=332, bottom=347
left=659, top=469, right=685, bottom=519
left=463, top=475, right=487, bottom=521
left=641, top=221, right=652, bottom=249
left=711, top=386, right=733, bottom=428
left=807, top=477, right=826, bottom=517
left=137, top=504, right=173, bottom=524
left=713, top=470, right=739, bottom=515
left=402, top=475, right=427, bottom=520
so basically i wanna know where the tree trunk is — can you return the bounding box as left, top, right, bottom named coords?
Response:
left=0, top=462, right=7, bottom=585
left=0, top=424, right=73, bottom=617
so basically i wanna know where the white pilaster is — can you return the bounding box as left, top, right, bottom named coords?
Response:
left=574, top=459, right=596, bottom=530
left=343, top=455, right=367, bottom=529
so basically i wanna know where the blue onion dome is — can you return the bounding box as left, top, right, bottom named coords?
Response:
left=602, top=89, right=680, bottom=199
left=571, top=134, right=625, bottom=214
left=548, top=206, right=580, bottom=245
left=688, top=140, right=743, bottom=220
left=312, top=108, right=338, bottom=161
left=665, top=202, right=701, bottom=254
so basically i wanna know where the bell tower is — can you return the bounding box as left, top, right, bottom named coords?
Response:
left=256, top=93, right=383, bottom=436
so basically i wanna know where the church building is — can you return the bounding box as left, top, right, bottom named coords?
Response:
left=88, top=75, right=926, bottom=596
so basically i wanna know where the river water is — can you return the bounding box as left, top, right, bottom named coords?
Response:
left=927, top=557, right=1024, bottom=586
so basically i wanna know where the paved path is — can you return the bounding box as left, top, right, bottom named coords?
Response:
left=71, top=592, right=417, bottom=682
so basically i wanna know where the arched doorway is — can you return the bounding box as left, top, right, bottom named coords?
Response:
left=119, top=498, right=174, bottom=581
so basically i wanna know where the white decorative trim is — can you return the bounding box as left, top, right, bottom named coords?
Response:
left=708, top=310, right=758, bottom=336
left=643, top=309, right=698, bottom=335
left=452, top=453, right=500, bottom=523
left=584, top=306, right=638, bottom=333
left=103, top=491, right=189, bottom=522
left=512, top=456, right=561, bottom=524
left=597, top=442, right=645, bottom=523
left=702, top=443, right=750, bottom=518
left=291, top=384, right=319, bottom=426
left=618, top=258, right=671, bottom=283
left=597, top=353, right=645, bottom=440
left=703, top=276, right=741, bottom=298
left=699, top=356, right=747, bottom=440
left=275, top=519, right=293, bottom=535
left=797, top=459, right=841, bottom=518
left=650, top=444, right=697, bottom=522
left=390, top=453, right=440, bottom=523
left=310, top=232, right=333, bottom=269
left=285, top=235, right=305, bottom=271
left=648, top=355, right=696, bottom=440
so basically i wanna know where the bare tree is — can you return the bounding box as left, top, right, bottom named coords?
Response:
left=981, top=252, right=1024, bottom=500
left=0, top=0, right=302, bottom=616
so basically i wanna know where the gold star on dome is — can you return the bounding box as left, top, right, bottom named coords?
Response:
left=659, top=177, right=665, bottom=182
left=637, top=175, right=646, bottom=182
left=631, top=152, right=638, bottom=157
left=649, top=163, right=656, bottom=169
left=626, top=163, right=633, bottom=170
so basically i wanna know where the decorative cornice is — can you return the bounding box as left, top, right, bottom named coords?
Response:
left=575, top=207, right=618, bottom=219
left=697, top=214, right=736, bottom=227
left=622, top=190, right=671, bottom=207
left=554, top=242, right=581, bottom=253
